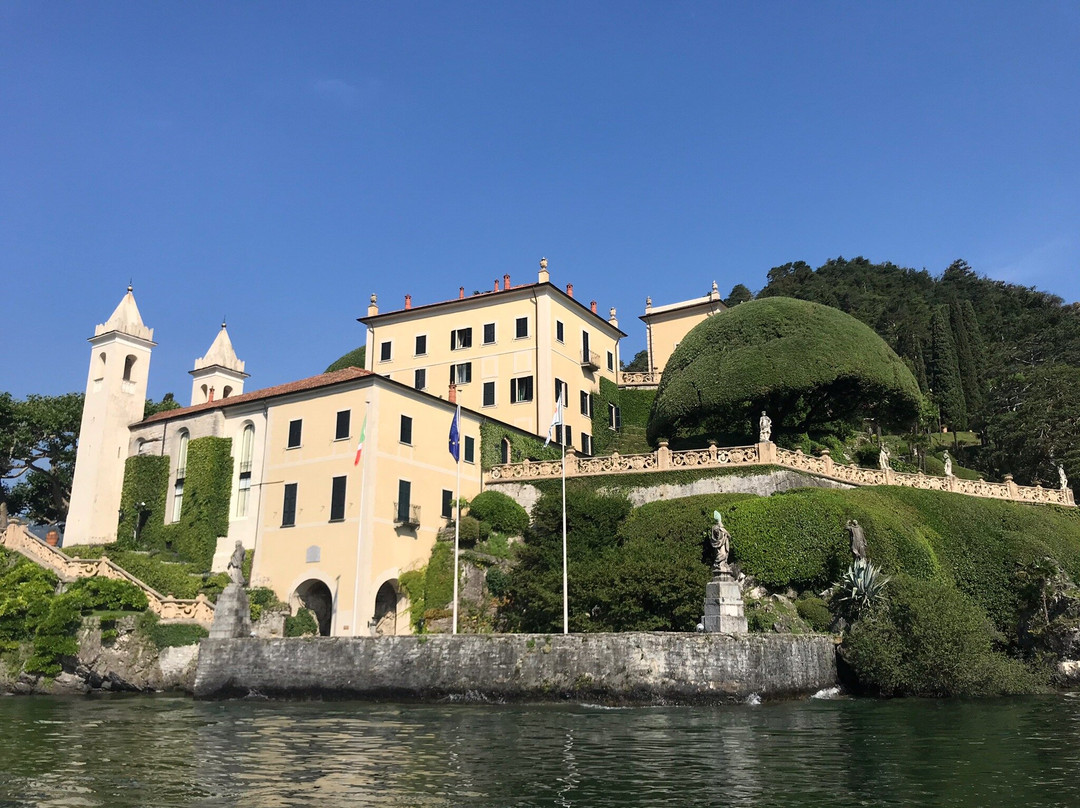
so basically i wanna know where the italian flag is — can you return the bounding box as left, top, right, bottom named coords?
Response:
left=354, top=414, right=367, bottom=466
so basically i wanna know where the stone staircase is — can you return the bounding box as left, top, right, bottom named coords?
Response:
left=1, top=522, right=214, bottom=627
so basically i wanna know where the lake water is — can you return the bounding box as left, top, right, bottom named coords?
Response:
left=1, top=693, right=1079, bottom=807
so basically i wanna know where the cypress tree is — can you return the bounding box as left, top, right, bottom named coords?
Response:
left=928, top=306, right=967, bottom=430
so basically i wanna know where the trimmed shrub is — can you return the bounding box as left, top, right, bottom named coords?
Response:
left=468, top=491, right=529, bottom=536
left=795, top=596, right=832, bottom=632
left=66, top=577, right=148, bottom=613
left=842, top=575, right=1040, bottom=697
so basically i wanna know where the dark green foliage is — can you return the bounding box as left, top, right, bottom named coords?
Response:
left=26, top=592, right=83, bottom=675
left=456, top=515, right=486, bottom=545
left=66, top=578, right=148, bottom=613
left=143, top=393, right=181, bottom=419
left=468, top=491, right=529, bottom=535
left=325, top=345, right=366, bottom=373
left=284, top=608, right=318, bottom=637
left=479, top=421, right=561, bottom=470
left=485, top=566, right=510, bottom=598
left=950, top=299, right=986, bottom=421
left=247, top=586, right=286, bottom=622
left=795, top=595, right=832, bottom=632
left=1, top=391, right=83, bottom=523
left=171, top=437, right=233, bottom=569
left=424, top=541, right=454, bottom=613
left=724, top=284, right=753, bottom=307
left=647, top=297, right=922, bottom=445
left=622, top=349, right=650, bottom=372
left=116, top=455, right=171, bottom=552
left=928, top=306, right=967, bottom=429
left=591, top=377, right=655, bottom=455
left=842, top=575, right=1039, bottom=697
left=0, top=552, right=59, bottom=647
left=137, top=612, right=208, bottom=649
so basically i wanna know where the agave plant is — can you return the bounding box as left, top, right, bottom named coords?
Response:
left=836, top=558, right=890, bottom=617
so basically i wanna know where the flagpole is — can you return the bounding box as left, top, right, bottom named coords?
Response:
left=452, top=404, right=462, bottom=635
left=561, top=404, right=568, bottom=635
left=351, top=404, right=369, bottom=637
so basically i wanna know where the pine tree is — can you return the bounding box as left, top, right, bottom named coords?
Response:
left=951, top=299, right=986, bottom=424
left=928, top=306, right=967, bottom=430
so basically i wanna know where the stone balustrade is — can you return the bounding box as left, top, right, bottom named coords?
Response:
left=1, top=523, right=215, bottom=626
left=618, top=370, right=661, bottom=388
left=485, top=441, right=1076, bottom=508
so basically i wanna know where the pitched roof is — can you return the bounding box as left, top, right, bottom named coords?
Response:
left=193, top=324, right=246, bottom=374
left=95, top=286, right=154, bottom=342
left=140, top=367, right=371, bottom=424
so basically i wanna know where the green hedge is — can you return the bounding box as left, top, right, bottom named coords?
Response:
left=136, top=612, right=208, bottom=649
left=116, top=455, right=170, bottom=552
left=468, top=491, right=529, bottom=535
left=590, top=377, right=655, bottom=455
left=480, top=421, right=561, bottom=470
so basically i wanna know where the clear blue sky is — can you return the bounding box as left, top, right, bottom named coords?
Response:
left=3, top=2, right=1079, bottom=401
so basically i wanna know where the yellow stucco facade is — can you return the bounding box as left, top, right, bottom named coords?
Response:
left=641, top=283, right=727, bottom=375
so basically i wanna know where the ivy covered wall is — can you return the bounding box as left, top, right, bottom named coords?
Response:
left=115, top=436, right=233, bottom=571
left=590, top=378, right=656, bottom=455
left=479, top=421, right=562, bottom=471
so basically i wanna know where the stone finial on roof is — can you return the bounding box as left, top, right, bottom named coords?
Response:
left=95, top=285, right=154, bottom=342
left=710, top=280, right=720, bottom=300
left=539, top=256, right=550, bottom=284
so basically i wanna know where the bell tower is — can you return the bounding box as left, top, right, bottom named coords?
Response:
left=189, top=321, right=248, bottom=406
left=65, top=286, right=155, bottom=545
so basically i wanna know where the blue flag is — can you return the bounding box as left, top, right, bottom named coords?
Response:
left=449, top=405, right=461, bottom=461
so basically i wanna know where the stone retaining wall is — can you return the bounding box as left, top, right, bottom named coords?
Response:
left=194, top=632, right=837, bottom=703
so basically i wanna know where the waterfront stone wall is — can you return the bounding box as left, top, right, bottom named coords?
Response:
left=194, top=632, right=837, bottom=703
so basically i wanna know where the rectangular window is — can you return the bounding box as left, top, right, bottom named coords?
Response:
left=380, top=341, right=392, bottom=362
left=396, top=479, right=411, bottom=523
left=464, top=436, right=475, bottom=463
left=330, top=475, right=347, bottom=522
left=581, top=434, right=592, bottom=456
left=442, top=489, right=453, bottom=519
left=400, top=415, right=413, bottom=445
left=282, top=483, right=298, bottom=527
left=609, top=403, right=622, bottom=431
left=607, top=351, right=614, bottom=371
left=510, top=376, right=534, bottom=403
left=554, top=378, right=567, bottom=406
left=414, top=368, right=426, bottom=390
left=335, top=410, right=350, bottom=441
left=287, top=419, right=302, bottom=449
left=172, top=480, right=184, bottom=522
left=580, top=390, right=592, bottom=416
left=236, top=475, right=251, bottom=517
left=515, top=317, right=529, bottom=339
left=582, top=330, right=590, bottom=354
left=415, top=334, right=427, bottom=356
left=451, top=327, right=472, bottom=350
left=556, top=320, right=564, bottom=342
left=482, top=381, right=496, bottom=407
left=483, top=323, right=496, bottom=344
left=564, top=426, right=572, bottom=448
left=450, top=362, right=472, bottom=385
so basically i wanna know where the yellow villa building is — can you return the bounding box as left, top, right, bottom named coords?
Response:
left=63, top=260, right=687, bottom=637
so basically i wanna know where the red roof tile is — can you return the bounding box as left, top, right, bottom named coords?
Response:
left=140, top=367, right=371, bottom=424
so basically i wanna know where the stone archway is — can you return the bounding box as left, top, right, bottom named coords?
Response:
left=373, top=580, right=399, bottom=636
left=293, top=579, right=333, bottom=636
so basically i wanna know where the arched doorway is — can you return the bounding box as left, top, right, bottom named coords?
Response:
left=373, top=580, right=398, bottom=636
left=293, top=579, right=333, bottom=636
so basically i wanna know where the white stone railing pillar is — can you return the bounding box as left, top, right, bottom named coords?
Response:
left=657, top=440, right=671, bottom=470
left=820, top=449, right=834, bottom=476
left=565, top=446, right=579, bottom=476
left=757, top=441, right=776, bottom=465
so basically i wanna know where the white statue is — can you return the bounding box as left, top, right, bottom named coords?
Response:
left=878, top=444, right=890, bottom=470
left=1059, top=463, right=1069, bottom=490
left=758, top=411, right=772, bottom=443
left=943, top=451, right=953, bottom=478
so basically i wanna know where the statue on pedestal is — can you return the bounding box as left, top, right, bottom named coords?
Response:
left=847, top=519, right=867, bottom=560
left=1059, top=463, right=1069, bottom=491
left=758, top=411, right=772, bottom=443
left=709, top=511, right=732, bottom=578
left=943, top=451, right=953, bottom=478
left=878, top=444, right=890, bottom=471
left=227, top=540, right=247, bottom=586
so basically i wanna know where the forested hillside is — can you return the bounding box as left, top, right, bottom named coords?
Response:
left=755, top=258, right=1080, bottom=487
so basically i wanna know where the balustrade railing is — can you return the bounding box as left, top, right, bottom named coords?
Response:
left=484, top=441, right=1075, bottom=508
left=618, top=370, right=661, bottom=387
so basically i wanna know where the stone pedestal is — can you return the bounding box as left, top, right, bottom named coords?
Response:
left=209, top=583, right=252, bottom=639
left=702, top=577, right=748, bottom=634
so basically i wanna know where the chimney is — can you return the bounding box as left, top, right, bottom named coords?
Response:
left=608, top=307, right=619, bottom=328
left=367, top=293, right=378, bottom=317
left=494, top=279, right=500, bottom=292
left=448, top=383, right=457, bottom=404
left=566, top=283, right=574, bottom=298
left=590, top=300, right=597, bottom=314
left=504, top=273, right=511, bottom=290
left=208, top=386, right=215, bottom=402
left=405, top=294, right=412, bottom=310
left=538, top=257, right=549, bottom=284
left=459, top=286, right=465, bottom=300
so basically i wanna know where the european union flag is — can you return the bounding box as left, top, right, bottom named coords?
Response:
left=449, top=405, right=461, bottom=462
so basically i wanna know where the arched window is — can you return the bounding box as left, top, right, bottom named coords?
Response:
left=501, top=437, right=512, bottom=465
left=200, top=384, right=208, bottom=403
left=95, top=352, right=107, bottom=381
left=222, top=385, right=233, bottom=399
left=236, top=423, right=255, bottom=517
left=123, top=354, right=137, bottom=382
left=173, top=430, right=189, bottom=522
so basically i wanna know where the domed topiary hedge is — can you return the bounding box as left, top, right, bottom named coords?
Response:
left=647, top=297, right=922, bottom=444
